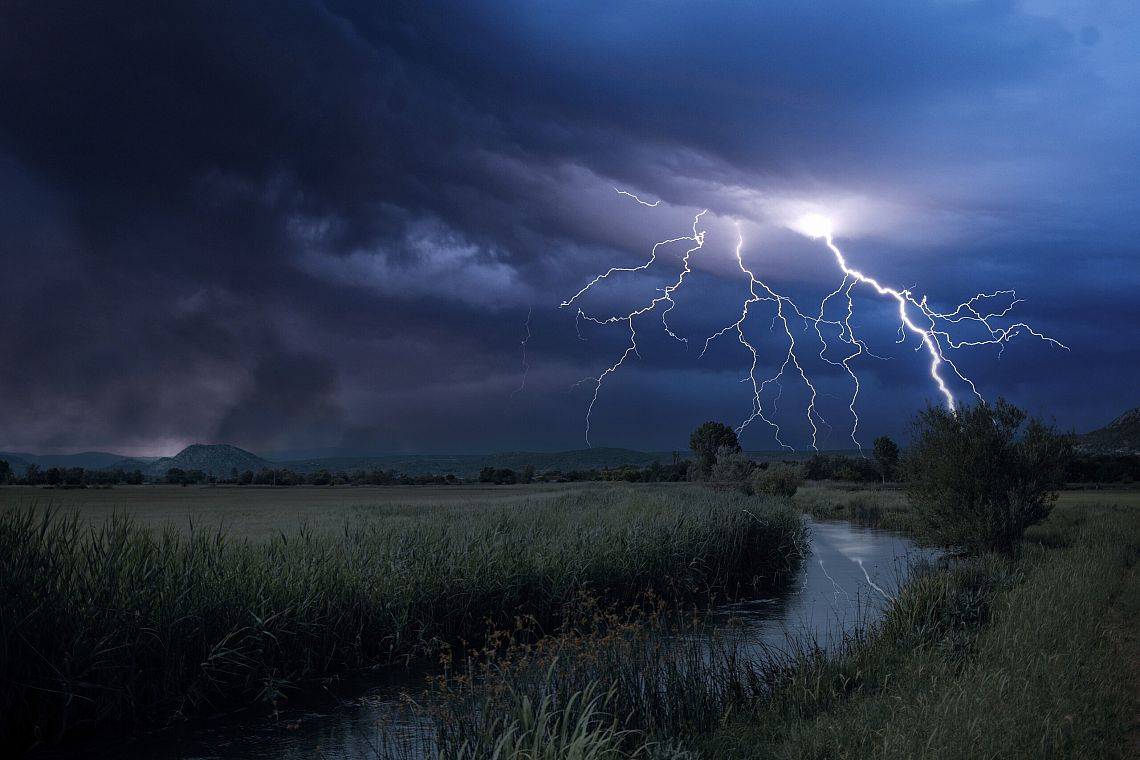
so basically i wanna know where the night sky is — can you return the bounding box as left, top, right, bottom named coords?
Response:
left=1, top=1, right=1137, bottom=457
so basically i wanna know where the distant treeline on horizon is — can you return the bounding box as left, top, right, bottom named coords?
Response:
left=1, top=450, right=1136, bottom=488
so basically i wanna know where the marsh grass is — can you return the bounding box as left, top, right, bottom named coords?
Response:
left=794, top=484, right=916, bottom=534
left=0, top=486, right=804, bottom=752
left=430, top=500, right=1138, bottom=759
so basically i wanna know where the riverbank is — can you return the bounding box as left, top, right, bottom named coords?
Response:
left=0, top=485, right=805, bottom=754
left=435, top=494, right=1138, bottom=759
left=700, top=498, right=1139, bottom=758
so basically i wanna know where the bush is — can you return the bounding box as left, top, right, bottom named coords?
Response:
left=711, top=445, right=754, bottom=483
left=750, top=465, right=804, bottom=498
left=903, top=399, right=1071, bottom=555
left=690, top=421, right=740, bottom=479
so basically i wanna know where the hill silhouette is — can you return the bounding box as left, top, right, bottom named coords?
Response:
left=141, top=444, right=271, bottom=479
left=1076, top=407, right=1140, bottom=455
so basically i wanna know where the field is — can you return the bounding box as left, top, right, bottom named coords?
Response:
left=0, top=483, right=805, bottom=753
left=3, top=482, right=1135, bottom=540
left=3, top=481, right=1137, bottom=757
left=0, top=483, right=595, bottom=538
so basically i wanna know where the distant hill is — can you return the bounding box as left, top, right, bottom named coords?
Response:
left=143, top=444, right=271, bottom=479
left=1076, top=407, right=1140, bottom=455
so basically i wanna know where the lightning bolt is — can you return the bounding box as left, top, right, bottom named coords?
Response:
left=613, top=188, right=661, bottom=207
left=563, top=193, right=1066, bottom=449
left=815, top=227, right=1067, bottom=442
left=510, top=306, right=532, bottom=398
left=702, top=225, right=825, bottom=451
left=563, top=192, right=707, bottom=446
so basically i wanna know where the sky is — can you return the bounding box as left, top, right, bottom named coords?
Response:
left=0, top=1, right=1137, bottom=457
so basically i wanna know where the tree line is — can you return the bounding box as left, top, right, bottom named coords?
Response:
left=0, top=415, right=1132, bottom=491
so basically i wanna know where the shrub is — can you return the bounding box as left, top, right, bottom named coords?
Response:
left=711, top=445, right=754, bottom=483
left=750, top=465, right=804, bottom=498
left=903, top=399, right=1071, bottom=555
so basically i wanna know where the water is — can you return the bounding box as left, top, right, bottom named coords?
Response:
left=38, top=518, right=927, bottom=759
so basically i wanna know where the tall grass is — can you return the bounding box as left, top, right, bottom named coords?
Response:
left=432, top=500, right=1138, bottom=759
left=705, top=501, right=1140, bottom=758
left=0, top=486, right=804, bottom=752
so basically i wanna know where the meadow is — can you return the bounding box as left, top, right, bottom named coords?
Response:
left=0, top=484, right=805, bottom=753
left=0, top=482, right=595, bottom=538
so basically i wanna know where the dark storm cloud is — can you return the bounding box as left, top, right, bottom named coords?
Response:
left=0, top=1, right=1136, bottom=453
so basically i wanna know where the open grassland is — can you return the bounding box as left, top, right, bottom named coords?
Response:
left=0, top=482, right=598, bottom=539
left=0, top=484, right=804, bottom=753
left=794, top=482, right=1140, bottom=535
left=439, top=494, right=1139, bottom=759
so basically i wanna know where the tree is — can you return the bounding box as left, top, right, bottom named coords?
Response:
left=0, top=459, right=10, bottom=484
left=903, top=399, right=1071, bottom=555
left=872, top=436, right=900, bottom=482
left=690, top=421, right=740, bottom=478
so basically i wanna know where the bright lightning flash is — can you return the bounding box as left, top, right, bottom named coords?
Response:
left=563, top=191, right=1067, bottom=450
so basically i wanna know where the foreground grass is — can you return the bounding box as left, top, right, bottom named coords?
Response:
left=444, top=498, right=1138, bottom=759
left=702, top=502, right=1138, bottom=758
left=0, top=486, right=804, bottom=753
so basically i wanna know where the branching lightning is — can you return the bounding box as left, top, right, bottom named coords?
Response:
left=613, top=188, right=661, bottom=207
left=511, top=307, right=532, bottom=398
left=563, top=192, right=1067, bottom=449
left=562, top=201, right=708, bottom=446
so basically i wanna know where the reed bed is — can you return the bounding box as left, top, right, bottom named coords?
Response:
left=0, top=485, right=804, bottom=752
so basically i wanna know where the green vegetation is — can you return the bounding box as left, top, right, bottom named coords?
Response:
left=0, top=486, right=804, bottom=752
left=795, top=482, right=914, bottom=530
left=871, top=435, right=899, bottom=482
left=689, top=421, right=741, bottom=478
left=700, top=499, right=1139, bottom=759
left=749, top=464, right=804, bottom=498
left=430, top=496, right=1138, bottom=759
left=904, top=400, right=1071, bottom=554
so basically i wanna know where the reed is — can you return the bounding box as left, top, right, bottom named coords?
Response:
left=0, top=485, right=804, bottom=752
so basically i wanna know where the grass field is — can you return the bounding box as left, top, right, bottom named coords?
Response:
left=0, top=483, right=596, bottom=538
left=0, top=484, right=804, bottom=753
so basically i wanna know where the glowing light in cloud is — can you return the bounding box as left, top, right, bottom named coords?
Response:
left=796, top=213, right=834, bottom=240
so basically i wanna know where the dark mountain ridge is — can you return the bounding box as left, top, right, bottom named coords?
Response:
left=1075, top=407, right=1140, bottom=455
left=141, top=444, right=271, bottom=479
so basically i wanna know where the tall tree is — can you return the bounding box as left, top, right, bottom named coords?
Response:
left=872, top=436, right=900, bottom=482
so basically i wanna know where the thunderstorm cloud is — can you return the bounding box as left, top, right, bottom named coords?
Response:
left=0, top=1, right=1136, bottom=454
